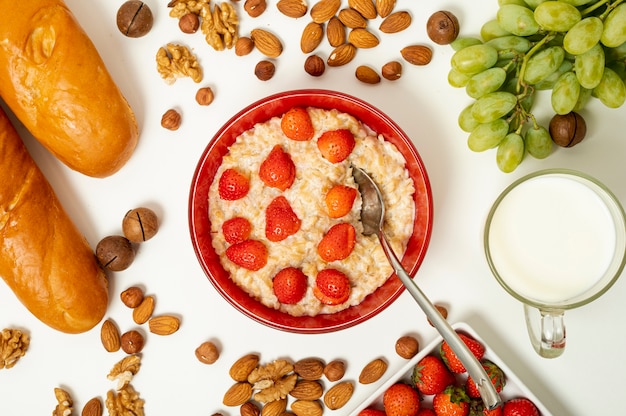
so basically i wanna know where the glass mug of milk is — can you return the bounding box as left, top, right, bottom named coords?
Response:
left=484, top=169, right=626, bottom=358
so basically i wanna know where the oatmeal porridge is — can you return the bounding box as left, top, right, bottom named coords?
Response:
left=208, top=107, right=416, bottom=316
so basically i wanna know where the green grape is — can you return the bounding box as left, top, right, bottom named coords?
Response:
left=534, top=1, right=581, bottom=32
left=574, top=43, right=605, bottom=89
left=593, top=67, right=626, bottom=108
left=497, top=4, right=540, bottom=36
left=481, top=19, right=511, bottom=41
left=605, top=41, right=626, bottom=61
left=559, top=0, right=595, bottom=5
left=551, top=71, right=580, bottom=114
left=563, top=17, right=603, bottom=55
left=458, top=104, right=481, bottom=133
left=486, top=35, right=532, bottom=59
left=535, top=60, right=573, bottom=89
left=523, top=0, right=547, bottom=10
left=466, top=67, right=508, bottom=99
left=601, top=3, right=626, bottom=48
left=525, top=125, right=553, bottom=159
left=471, top=91, right=518, bottom=123
left=608, top=61, right=626, bottom=80
left=573, top=87, right=592, bottom=111
left=523, top=46, right=565, bottom=84
left=450, top=37, right=483, bottom=52
left=468, top=119, right=510, bottom=152
left=451, top=44, right=499, bottom=74
left=497, top=133, right=524, bottom=172
left=448, top=68, right=471, bottom=88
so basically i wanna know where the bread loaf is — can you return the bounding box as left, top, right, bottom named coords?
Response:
left=0, top=106, right=108, bottom=333
left=0, top=0, right=138, bottom=178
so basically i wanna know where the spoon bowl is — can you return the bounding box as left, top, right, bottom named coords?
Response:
left=352, top=166, right=503, bottom=410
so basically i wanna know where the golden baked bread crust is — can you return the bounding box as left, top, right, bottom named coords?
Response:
left=0, top=107, right=108, bottom=333
left=0, top=0, right=138, bottom=177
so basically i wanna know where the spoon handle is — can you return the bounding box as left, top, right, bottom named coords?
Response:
left=378, top=234, right=503, bottom=410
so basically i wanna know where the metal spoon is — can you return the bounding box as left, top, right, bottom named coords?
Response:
left=352, top=166, right=502, bottom=411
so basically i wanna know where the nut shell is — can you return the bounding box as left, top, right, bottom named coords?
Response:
left=123, top=207, right=158, bottom=242
left=427, top=10, right=460, bottom=45
left=96, top=235, right=135, bottom=271
left=117, top=1, right=153, bottom=37
left=549, top=112, right=587, bottom=147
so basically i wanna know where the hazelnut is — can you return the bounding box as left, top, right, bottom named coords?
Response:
left=235, top=37, right=255, bottom=56
left=240, top=402, right=260, bottom=416
left=244, top=0, right=267, bottom=17
left=395, top=335, right=419, bottom=359
left=426, top=11, right=460, bottom=45
left=382, top=61, right=402, bottom=81
left=96, top=235, right=135, bottom=271
left=161, top=109, right=181, bottom=130
left=195, top=87, right=215, bottom=106
left=120, top=330, right=145, bottom=354
left=255, top=60, right=275, bottom=81
left=427, top=304, right=449, bottom=327
left=195, top=341, right=220, bottom=364
left=120, top=286, right=144, bottom=308
left=323, top=359, right=346, bottom=382
left=179, top=13, right=200, bottom=34
left=117, top=1, right=153, bottom=38
left=304, top=55, right=325, bottom=77
left=549, top=111, right=587, bottom=147
left=122, top=207, right=159, bottom=242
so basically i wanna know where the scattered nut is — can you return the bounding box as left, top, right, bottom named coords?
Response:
left=376, top=0, right=396, bottom=18
left=229, top=354, right=260, bottom=382
left=277, top=0, right=308, bottom=18
left=235, top=37, right=255, bottom=56
left=100, top=319, right=121, bottom=353
left=323, top=381, right=354, bottom=410
left=156, top=43, right=203, bottom=84
left=117, top=1, right=153, bottom=38
left=382, top=61, right=402, bottom=81
left=82, top=397, right=103, bottom=416
left=161, top=109, right=181, bottom=130
left=120, top=286, right=144, bottom=308
left=358, top=358, right=388, bottom=384
left=53, top=387, right=74, bottom=416
left=244, top=0, right=267, bottom=17
left=291, top=399, right=323, bottom=416
left=255, top=60, right=276, bottom=81
left=179, top=13, right=200, bottom=34
left=355, top=65, right=381, bottom=84
left=293, top=357, right=325, bottom=380
left=195, top=341, right=220, bottom=364
left=326, top=17, right=346, bottom=47
left=323, top=359, right=346, bottom=381
left=427, top=304, right=449, bottom=327
left=148, top=315, right=181, bottom=335
left=250, top=28, right=283, bottom=58
left=426, top=10, right=460, bottom=45
left=401, top=44, right=433, bottom=66
left=123, top=207, right=159, bottom=242
left=395, top=335, right=419, bottom=359
left=300, top=21, right=324, bottom=54
left=96, top=235, right=135, bottom=271
left=550, top=111, right=587, bottom=147
left=223, top=382, right=254, bottom=407
left=304, top=55, right=325, bottom=77
left=132, top=295, right=155, bottom=325
left=120, top=330, right=145, bottom=354
left=0, top=328, right=29, bottom=369
left=379, top=10, right=412, bottom=34
left=289, top=380, right=324, bottom=400
left=196, top=87, right=215, bottom=106
left=240, top=401, right=260, bottom=416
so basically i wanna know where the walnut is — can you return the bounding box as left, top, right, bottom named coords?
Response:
left=107, top=355, right=141, bottom=390
left=156, top=43, right=203, bottom=84
left=247, top=359, right=297, bottom=403
left=201, top=2, right=239, bottom=51
left=168, top=0, right=210, bottom=18
left=106, top=384, right=145, bottom=416
left=52, top=387, right=73, bottom=416
left=0, top=328, right=29, bottom=369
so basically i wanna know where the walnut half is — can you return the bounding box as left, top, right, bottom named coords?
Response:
left=0, top=328, right=30, bottom=370
left=247, top=359, right=297, bottom=403
left=156, top=43, right=203, bottom=84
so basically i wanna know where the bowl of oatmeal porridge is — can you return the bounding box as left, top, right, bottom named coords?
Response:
left=189, top=90, right=433, bottom=333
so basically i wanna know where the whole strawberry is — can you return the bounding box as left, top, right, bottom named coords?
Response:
left=440, top=333, right=485, bottom=373
left=417, top=409, right=436, bottom=416
left=411, top=355, right=455, bottom=395
left=383, top=383, right=420, bottom=416
left=469, top=398, right=503, bottom=416
left=502, top=398, right=539, bottom=416
left=433, top=385, right=470, bottom=416
left=359, top=408, right=387, bottom=416
left=465, top=360, right=506, bottom=399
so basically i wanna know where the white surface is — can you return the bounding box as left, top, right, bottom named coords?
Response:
left=1, top=1, right=626, bottom=414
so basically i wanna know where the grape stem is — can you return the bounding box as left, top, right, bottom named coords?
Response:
left=582, top=0, right=625, bottom=18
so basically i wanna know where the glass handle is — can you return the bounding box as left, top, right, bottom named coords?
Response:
left=524, top=304, right=566, bottom=358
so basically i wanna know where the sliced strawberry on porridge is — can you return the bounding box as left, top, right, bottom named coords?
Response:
left=218, top=168, right=250, bottom=201
left=317, top=223, right=356, bottom=262
left=259, top=145, right=296, bottom=191
left=317, top=129, right=356, bottom=163
left=313, top=268, right=351, bottom=305
left=265, top=196, right=301, bottom=242
left=325, top=184, right=357, bottom=218
left=222, top=217, right=252, bottom=245
left=272, top=267, right=308, bottom=304
left=225, top=239, right=268, bottom=271
left=280, top=107, right=314, bottom=141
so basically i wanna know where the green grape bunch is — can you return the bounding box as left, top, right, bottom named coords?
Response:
left=448, top=0, right=626, bottom=173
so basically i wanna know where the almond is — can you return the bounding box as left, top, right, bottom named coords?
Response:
left=100, top=319, right=121, bottom=352
left=310, top=0, right=340, bottom=23
left=348, top=28, right=379, bottom=48
left=348, top=0, right=377, bottom=19
left=326, top=17, right=345, bottom=47
left=229, top=353, right=260, bottom=381
left=277, top=0, right=308, bottom=18
left=294, top=357, right=325, bottom=380
left=223, top=382, right=253, bottom=407
left=323, top=381, right=354, bottom=410
left=401, top=44, right=433, bottom=65
left=358, top=358, right=388, bottom=384
left=375, top=0, right=396, bottom=17
left=81, top=397, right=103, bottom=416
left=289, top=380, right=324, bottom=400
left=251, top=28, right=283, bottom=58
left=382, top=60, right=403, bottom=81
left=148, top=315, right=180, bottom=335
left=355, top=65, right=380, bottom=84
left=291, top=399, right=323, bottom=416
left=132, top=295, right=155, bottom=324
left=261, top=398, right=287, bottom=416
left=337, top=8, right=367, bottom=28
left=327, top=43, right=356, bottom=67
left=300, top=21, right=323, bottom=53
left=379, top=10, right=412, bottom=34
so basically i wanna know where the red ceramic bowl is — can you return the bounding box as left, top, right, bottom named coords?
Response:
left=188, top=89, right=433, bottom=333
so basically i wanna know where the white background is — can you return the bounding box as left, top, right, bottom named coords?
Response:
left=1, top=0, right=625, bottom=414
